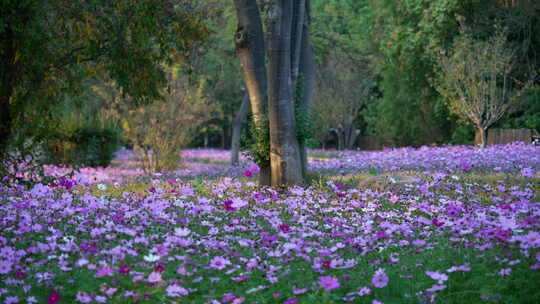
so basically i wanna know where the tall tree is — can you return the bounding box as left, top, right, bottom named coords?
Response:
left=234, top=0, right=315, bottom=186
left=0, top=0, right=207, bottom=162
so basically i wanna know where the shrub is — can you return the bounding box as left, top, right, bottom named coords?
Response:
left=121, top=74, right=213, bottom=173
left=46, top=125, right=121, bottom=167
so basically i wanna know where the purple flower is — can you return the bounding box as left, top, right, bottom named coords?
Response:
left=319, top=276, right=341, bottom=291
left=210, top=256, right=231, bottom=270
left=76, top=291, right=92, bottom=303
left=372, top=268, right=388, bottom=288
left=147, top=272, right=162, bottom=283
left=425, top=271, right=448, bottom=284
left=166, top=284, right=189, bottom=297
left=0, top=260, right=12, bottom=274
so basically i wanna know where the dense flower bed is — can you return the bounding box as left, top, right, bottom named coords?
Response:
left=310, top=143, right=540, bottom=175
left=0, top=170, right=539, bottom=303
left=39, top=143, right=540, bottom=185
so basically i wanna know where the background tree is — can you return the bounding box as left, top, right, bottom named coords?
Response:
left=435, top=29, right=532, bottom=147
left=0, top=0, right=208, bottom=166
left=313, top=50, right=373, bottom=150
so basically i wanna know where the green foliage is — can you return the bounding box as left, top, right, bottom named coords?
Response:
left=0, top=0, right=208, bottom=173
left=247, top=117, right=271, bottom=168
left=498, top=86, right=540, bottom=132
left=46, top=124, right=121, bottom=168
left=363, top=0, right=466, bottom=146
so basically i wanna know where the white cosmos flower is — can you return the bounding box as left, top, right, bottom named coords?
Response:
left=97, top=184, right=107, bottom=191
left=143, top=253, right=160, bottom=262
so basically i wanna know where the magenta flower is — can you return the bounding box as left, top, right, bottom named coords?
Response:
left=118, top=264, right=130, bottom=274
left=279, top=224, right=290, bottom=232
left=243, top=170, right=253, bottom=178
left=319, top=276, right=341, bottom=291
left=284, top=299, right=298, bottom=304
left=372, top=268, right=388, bottom=288
left=47, top=291, right=61, bottom=304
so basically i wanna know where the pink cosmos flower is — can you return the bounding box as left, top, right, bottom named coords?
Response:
left=147, top=271, right=162, bottom=283
left=426, top=284, right=447, bottom=292
left=166, top=284, right=189, bottom=297
left=412, top=239, right=426, bottom=246
left=0, top=260, right=12, bottom=274
left=372, top=268, right=388, bottom=288
left=358, top=286, right=371, bottom=296
left=222, top=293, right=236, bottom=303
left=76, top=291, right=92, bottom=303
left=4, top=296, right=19, bottom=304
left=521, top=167, right=534, bottom=178
left=447, top=265, right=471, bottom=273
left=319, top=276, right=341, bottom=291
left=284, top=299, right=298, bottom=304
left=95, top=265, right=113, bottom=277
left=243, top=170, right=253, bottom=178
left=250, top=164, right=260, bottom=173
left=210, top=256, right=231, bottom=270
left=425, top=271, right=448, bottom=284
left=499, top=268, right=512, bottom=276
left=231, top=198, right=248, bottom=209
left=232, top=297, right=245, bottom=304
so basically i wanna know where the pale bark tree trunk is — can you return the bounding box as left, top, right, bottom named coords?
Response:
left=231, top=92, right=249, bottom=166
left=234, top=0, right=271, bottom=185
left=267, top=0, right=303, bottom=186
left=475, top=126, right=488, bottom=148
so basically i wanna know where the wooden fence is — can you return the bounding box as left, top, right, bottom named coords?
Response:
left=487, top=128, right=539, bottom=145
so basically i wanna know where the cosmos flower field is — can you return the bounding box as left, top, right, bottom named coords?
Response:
left=1, top=143, right=539, bottom=303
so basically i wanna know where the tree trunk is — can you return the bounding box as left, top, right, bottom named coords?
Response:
left=476, top=127, right=488, bottom=148
left=297, top=0, right=315, bottom=180
left=290, top=0, right=306, bottom=87
left=267, top=0, right=303, bottom=186
left=349, top=129, right=361, bottom=150
left=234, top=0, right=271, bottom=185
left=231, top=92, right=249, bottom=166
